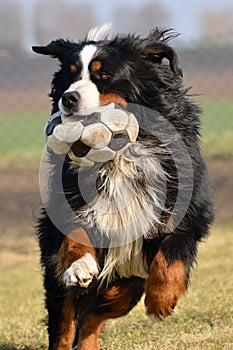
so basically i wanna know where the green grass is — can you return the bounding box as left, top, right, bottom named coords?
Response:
left=0, top=113, right=47, bottom=165
left=0, top=223, right=232, bottom=349
left=0, top=99, right=232, bottom=165
left=0, top=240, right=47, bottom=349
left=200, top=100, right=233, bottom=159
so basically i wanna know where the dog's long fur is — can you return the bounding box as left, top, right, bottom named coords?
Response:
left=33, top=25, right=214, bottom=350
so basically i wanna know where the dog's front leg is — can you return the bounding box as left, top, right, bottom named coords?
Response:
left=51, top=227, right=98, bottom=349
left=54, top=227, right=99, bottom=288
left=52, top=293, right=77, bottom=350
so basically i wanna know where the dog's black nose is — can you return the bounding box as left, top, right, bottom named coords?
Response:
left=62, top=91, right=80, bottom=111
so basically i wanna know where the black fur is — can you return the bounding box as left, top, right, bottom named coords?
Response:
left=33, top=28, right=214, bottom=349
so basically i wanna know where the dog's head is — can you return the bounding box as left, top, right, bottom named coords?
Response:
left=32, top=24, right=181, bottom=115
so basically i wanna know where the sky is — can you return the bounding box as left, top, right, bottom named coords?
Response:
left=77, top=0, right=233, bottom=42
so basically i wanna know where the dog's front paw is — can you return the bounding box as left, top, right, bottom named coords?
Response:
left=63, top=253, right=99, bottom=288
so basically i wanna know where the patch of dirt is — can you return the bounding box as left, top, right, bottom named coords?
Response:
left=0, top=159, right=232, bottom=242
left=207, top=159, right=233, bottom=223
left=0, top=165, right=41, bottom=238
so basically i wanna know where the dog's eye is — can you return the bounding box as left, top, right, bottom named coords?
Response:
left=95, top=72, right=112, bottom=80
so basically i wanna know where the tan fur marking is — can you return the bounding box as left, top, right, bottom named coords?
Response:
left=145, top=250, right=187, bottom=318
left=70, top=64, right=77, bottom=73
left=101, top=285, right=133, bottom=314
left=53, top=227, right=96, bottom=283
left=78, top=285, right=133, bottom=350
left=78, top=315, right=103, bottom=350
left=53, top=295, right=76, bottom=350
left=99, top=93, right=127, bottom=108
left=91, top=60, right=102, bottom=71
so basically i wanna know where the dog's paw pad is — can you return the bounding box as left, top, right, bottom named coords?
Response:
left=63, top=253, right=99, bottom=288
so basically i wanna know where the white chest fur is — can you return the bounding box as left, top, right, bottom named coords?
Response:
left=79, top=144, right=166, bottom=283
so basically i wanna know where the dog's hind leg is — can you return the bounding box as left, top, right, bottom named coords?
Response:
left=76, top=278, right=145, bottom=350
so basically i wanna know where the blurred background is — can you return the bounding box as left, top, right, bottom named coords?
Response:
left=0, top=0, right=232, bottom=248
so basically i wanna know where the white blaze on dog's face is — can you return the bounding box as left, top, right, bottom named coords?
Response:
left=58, top=44, right=100, bottom=115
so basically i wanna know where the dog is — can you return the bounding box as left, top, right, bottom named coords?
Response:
left=32, top=24, right=214, bottom=350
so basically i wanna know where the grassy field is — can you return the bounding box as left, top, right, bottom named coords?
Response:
left=0, top=99, right=233, bottom=164
left=201, top=100, right=233, bottom=159
left=0, top=112, right=47, bottom=165
left=0, top=223, right=232, bottom=350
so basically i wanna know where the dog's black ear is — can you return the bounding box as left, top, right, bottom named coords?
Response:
left=141, top=41, right=179, bottom=73
left=32, top=39, right=74, bottom=61
left=140, top=30, right=181, bottom=75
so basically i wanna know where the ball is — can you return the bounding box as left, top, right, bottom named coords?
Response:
left=45, top=103, right=139, bottom=166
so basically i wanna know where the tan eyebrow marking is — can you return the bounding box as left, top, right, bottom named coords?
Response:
left=70, top=64, right=77, bottom=73
left=91, top=60, right=102, bottom=71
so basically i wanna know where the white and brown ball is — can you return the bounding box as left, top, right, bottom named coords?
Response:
left=46, top=104, right=139, bottom=166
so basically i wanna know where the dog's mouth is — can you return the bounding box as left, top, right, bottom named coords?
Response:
left=58, top=86, right=128, bottom=117
left=58, top=96, right=102, bottom=117
left=58, top=77, right=102, bottom=116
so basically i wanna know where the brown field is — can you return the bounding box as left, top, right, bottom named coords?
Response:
left=0, top=159, right=232, bottom=240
